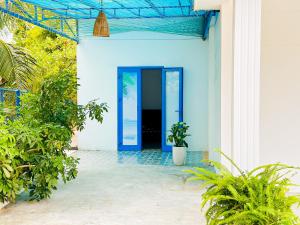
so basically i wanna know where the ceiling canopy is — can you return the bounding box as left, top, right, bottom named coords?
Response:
left=0, top=0, right=218, bottom=42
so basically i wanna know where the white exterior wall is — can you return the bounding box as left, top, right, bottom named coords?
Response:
left=219, top=0, right=234, bottom=169
left=77, top=32, right=213, bottom=151
left=208, top=16, right=221, bottom=162
left=260, top=0, right=300, bottom=174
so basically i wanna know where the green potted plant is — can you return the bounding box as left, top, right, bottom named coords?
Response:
left=168, top=122, right=190, bottom=166
left=186, top=150, right=300, bottom=225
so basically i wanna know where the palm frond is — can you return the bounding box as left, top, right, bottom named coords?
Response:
left=0, top=12, right=15, bottom=31
left=0, top=39, right=36, bottom=89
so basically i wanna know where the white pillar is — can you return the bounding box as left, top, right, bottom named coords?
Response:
left=220, top=0, right=234, bottom=171
left=232, top=0, right=261, bottom=171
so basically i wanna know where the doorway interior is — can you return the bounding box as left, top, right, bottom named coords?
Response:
left=141, top=69, right=162, bottom=150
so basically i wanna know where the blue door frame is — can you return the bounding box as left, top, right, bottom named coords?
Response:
left=118, top=66, right=183, bottom=151
left=117, top=67, right=142, bottom=151
left=162, top=67, right=184, bottom=152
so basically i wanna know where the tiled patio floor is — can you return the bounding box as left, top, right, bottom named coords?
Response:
left=0, top=150, right=208, bottom=225
left=107, top=150, right=208, bottom=167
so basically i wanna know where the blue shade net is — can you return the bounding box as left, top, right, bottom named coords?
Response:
left=1, top=0, right=214, bottom=39
left=79, top=17, right=205, bottom=37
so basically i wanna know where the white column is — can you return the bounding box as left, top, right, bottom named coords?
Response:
left=232, top=0, right=261, bottom=171
left=220, top=0, right=234, bottom=171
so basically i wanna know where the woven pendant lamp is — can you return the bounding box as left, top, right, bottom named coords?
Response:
left=93, top=1, right=110, bottom=37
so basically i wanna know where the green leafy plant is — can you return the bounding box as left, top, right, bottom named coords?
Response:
left=0, top=40, right=37, bottom=89
left=0, top=117, right=22, bottom=202
left=186, top=151, right=300, bottom=225
left=20, top=71, right=108, bottom=133
left=13, top=22, right=76, bottom=91
left=0, top=72, right=108, bottom=202
left=168, top=122, right=190, bottom=147
left=0, top=13, right=37, bottom=89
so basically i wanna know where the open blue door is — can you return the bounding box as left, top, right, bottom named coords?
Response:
left=118, top=67, right=142, bottom=151
left=162, top=68, right=183, bottom=152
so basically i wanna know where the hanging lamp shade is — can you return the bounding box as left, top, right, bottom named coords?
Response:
left=93, top=11, right=110, bottom=37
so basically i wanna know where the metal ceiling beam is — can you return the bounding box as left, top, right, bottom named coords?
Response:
left=28, top=6, right=204, bottom=19
left=47, top=0, right=90, bottom=16
left=144, top=0, right=163, bottom=17
left=0, top=5, right=79, bottom=42
left=111, top=0, right=140, bottom=17
left=203, top=11, right=217, bottom=40
left=71, top=0, right=115, bottom=17
left=40, top=13, right=205, bottom=20
left=18, top=0, right=203, bottom=19
left=10, top=0, right=34, bottom=19
left=1, top=0, right=217, bottom=40
left=178, top=0, right=184, bottom=15
left=20, top=0, right=87, bottom=19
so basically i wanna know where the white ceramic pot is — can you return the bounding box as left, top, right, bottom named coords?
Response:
left=172, top=147, right=186, bottom=166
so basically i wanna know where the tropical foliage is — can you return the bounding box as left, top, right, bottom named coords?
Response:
left=0, top=13, right=76, bottom=90
left=186, top=151, right=300, bottom=225
left=0, top=73, right=108, bottom=202
left=13, top=23, right=76, bottom=91
left=168, top=122, right=190, bottom=147
left=20, top=71, right=108, bottom=132
left=0, top=13, right=37, bottom=89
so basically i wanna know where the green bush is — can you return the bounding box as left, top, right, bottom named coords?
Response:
left=20, top=71, right=108, bottom=132
left=186, top=151, right=300, bottom=225
left=0, top=72, right=108, bottom=202
left=0, top=117, right=22, bottom=202
left=168, top=122, right=190, bottom=147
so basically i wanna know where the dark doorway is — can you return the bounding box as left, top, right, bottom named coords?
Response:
left=142, top=69, right=162, bottom=149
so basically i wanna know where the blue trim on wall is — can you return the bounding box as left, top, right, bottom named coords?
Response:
left=0, top=5, right=79, bottom=42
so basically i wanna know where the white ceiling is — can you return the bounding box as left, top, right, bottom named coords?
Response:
left=194, top=0, right=221, bottom=10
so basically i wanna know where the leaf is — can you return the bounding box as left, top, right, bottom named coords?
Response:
left=3, top=167, right=10, bottom=178
left=4, top=164, right=13, bottom=172
left=0, top=40, right=36, bottom=89
left=185, top=150, right=300, bottom=225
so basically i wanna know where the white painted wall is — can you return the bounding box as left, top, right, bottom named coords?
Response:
left=208, top=16, right=221, bottom=162
left=260, top=0, right=300, bottom=176
left=77, top=32, right=211, bottom=151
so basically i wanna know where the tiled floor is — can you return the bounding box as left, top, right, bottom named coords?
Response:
left=0, top=150, right=209, bottom=225
left=117, top=150, right=208, bottom=167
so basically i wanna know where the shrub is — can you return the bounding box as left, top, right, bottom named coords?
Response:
left=168, top=122, right=190, bottom=147
left=186, top=151, right=300, bottom=225
left=0, top=117, right=22, bottom=202
left=20, top=72, right=108, bottom=132
left=0, top=72, right=108, bottom=202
